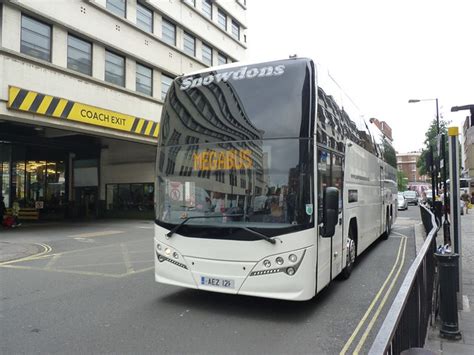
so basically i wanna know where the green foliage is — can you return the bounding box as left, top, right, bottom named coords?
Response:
left=397, top=170, right=408, bottom=191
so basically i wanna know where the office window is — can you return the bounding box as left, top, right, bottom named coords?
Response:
left=67, top=35, right=92, bottom=75
left=218, top=52, right=227, bottom=66
left=162, top=18, right=176, bottom=46
left=136, top=63, right=152, bottom=96
left=202, top=0, right=212, bottom=19
left=183, top=32, right=195, bottom=56
left=218, top=9, right=227, bottom=30
left=106, top=0, right=126, bottom=17
left=231, top=20, right=240, bottom=40
left=137, top=2, right=153, bottom=32
left=20, top=15, right=51, bottom=62
left=105, top=50, right=125, bottom=87
left=202, top=43, right=212, bottom=66
left=161, top=74, right=173, bottom=100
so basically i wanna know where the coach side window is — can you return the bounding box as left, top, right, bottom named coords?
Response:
left=317, top=150, right=331, bottom=223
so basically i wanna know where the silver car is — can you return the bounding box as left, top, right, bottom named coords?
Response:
left=403, top=190, right=419, bottom=206
left=398, top=194, right=408, bottom=210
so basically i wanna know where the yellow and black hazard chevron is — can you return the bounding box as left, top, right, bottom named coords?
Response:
left=7, top=86, right=159, bottom=138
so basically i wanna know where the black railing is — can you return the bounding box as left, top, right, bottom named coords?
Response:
left=369, top=204, right=439, bottom=354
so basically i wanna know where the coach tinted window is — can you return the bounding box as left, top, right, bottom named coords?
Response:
left=171, top=59, right=313, bottom=139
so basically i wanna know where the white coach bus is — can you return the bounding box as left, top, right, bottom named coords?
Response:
left=154, top=58, right=397, bottom=301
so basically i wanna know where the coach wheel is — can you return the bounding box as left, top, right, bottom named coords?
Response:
left=382, top=213, right=390, bottom=240
left=341, top=231, right=356, bottom=280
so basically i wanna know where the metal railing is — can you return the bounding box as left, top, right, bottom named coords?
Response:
left=369, top=204, right=439, bottom=354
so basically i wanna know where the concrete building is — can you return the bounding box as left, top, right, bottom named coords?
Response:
left=462, top=115, right=474, bottom=192
left=397, top=151, right=427, bottom=184
left=0, top=0, right=247, bottom=219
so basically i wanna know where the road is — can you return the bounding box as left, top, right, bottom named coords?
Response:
left=1, top=207, right=421, bottom=354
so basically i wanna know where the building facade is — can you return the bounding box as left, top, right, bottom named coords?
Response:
left=0, top=0, right=247, bottom=219
left=463, top=115, right=474, bottom=192
left=397, top=151, right=427, bottom=184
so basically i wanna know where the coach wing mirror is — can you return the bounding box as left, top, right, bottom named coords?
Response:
left=321, top=187, right=339, bottom=238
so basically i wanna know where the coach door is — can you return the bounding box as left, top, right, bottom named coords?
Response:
left=317, top=149, right=344, bottom=291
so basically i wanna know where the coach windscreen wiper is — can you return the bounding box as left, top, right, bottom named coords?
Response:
left=166, top=214, right=228, bottom=237
left=165, top=214, right=276, bottom=244
left=239, top=226, right=276, bottom=244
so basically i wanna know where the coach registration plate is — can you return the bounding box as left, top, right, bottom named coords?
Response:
left=200, top=276, right=235, bottom=289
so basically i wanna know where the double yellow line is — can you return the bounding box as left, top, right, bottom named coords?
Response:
left=340, top=233, right=407, bottom=354
left=0, top=243, right=52, bottom=266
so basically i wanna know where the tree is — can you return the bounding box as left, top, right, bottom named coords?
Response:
left=416, top=118, right=450, bottom=177
left=397, top=170, right=408, bottom=191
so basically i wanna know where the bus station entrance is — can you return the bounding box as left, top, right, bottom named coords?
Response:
left=1, top=120, right=156, bottom=220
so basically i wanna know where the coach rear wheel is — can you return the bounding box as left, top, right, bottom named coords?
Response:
left=341, top=231, right=356, bottom=280
left=382, top=213, right=391, bottom=240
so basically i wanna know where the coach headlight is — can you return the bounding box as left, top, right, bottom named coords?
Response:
left=250, top=250, right=306, bottom=277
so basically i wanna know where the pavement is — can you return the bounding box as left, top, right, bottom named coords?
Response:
left=423, top=208, right=474, bottom=354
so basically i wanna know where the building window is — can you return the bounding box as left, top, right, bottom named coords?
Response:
left=105, top=50, right=125, bottom=87
left=162, top=18, right=176, bottom=46
left=218, top=52, right=227, bottom=65
left=136, top=2, right=153, bottom=33
left=183, top=32, right=195, bottom=56
left=67, top=35, right=92, bottom=76
left=218, top=9, right=227, bottom=30
left=136, top=63, right=153, bottom=96
left=202, top=0, right=212, bottom=19
left=184, top=0, right=196, bottom=6
left=202, top=43, right=212, bottom=66
left=231, top=20, right=240, bottom=40
left=106, top=0, right=126, bottom=17
left=161, top=74, right=173, bottom=100
left=20, top=15, right=51, bottom=62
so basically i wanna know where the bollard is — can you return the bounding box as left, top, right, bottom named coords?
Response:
left=435, top=252, right=462, bottom=340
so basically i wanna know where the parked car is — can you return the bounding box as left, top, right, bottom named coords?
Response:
left=397, top=193, right=408, bottom=210
left=422, top=190, right=433, bottom=205
left=403, top=190, right=419, bottom=206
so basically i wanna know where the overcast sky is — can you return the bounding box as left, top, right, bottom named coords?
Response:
left=245, top=0, right=473, bottom=153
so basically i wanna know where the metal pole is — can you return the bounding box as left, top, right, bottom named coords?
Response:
left=430, top=146, right=436, bottom=210
left=442, top=133, right=450, bottom=244
left=436, top=98, right=440, bottom=134
left=448, top=126, right=463, bottom=308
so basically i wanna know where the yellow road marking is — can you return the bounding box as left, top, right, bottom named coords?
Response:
left=54, top=260, right=153, bottom=268
left=122, top=266, right=154, bottom=277
left=353, top=235, right=408, bottom=353
left=0, top=264, right=154, bottom=278
left=45, top=254, right=61, bottom=269
left=68, top=230, right=125, bottom=238
left=0, top=264, right=123, bottom=278
left=0, top=243, right=52, bottom=266
left=121, top=243, right=134, bottom=273
left=340, top=236, right=406, bottom=355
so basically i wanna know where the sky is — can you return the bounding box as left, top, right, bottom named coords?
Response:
left=245, top=0, right=473, bottom=153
